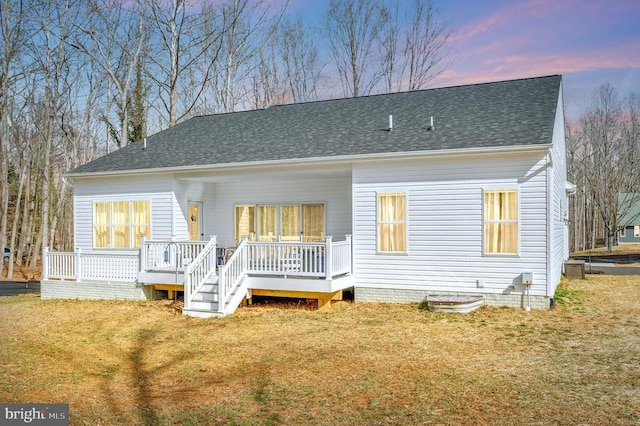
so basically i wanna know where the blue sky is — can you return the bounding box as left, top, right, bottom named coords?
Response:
left=287, top=0, right=640, bottom=119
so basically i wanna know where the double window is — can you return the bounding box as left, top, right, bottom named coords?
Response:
left=377, top=192, right=407, bottom=253
left=234, top=203, right=325, bottom=242
left=483, top=189, right=518, bottom=255
left=93, top=200, right=150, bottom=249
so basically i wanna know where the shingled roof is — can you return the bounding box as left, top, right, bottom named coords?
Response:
left=68, top=75, right=562, bottom=175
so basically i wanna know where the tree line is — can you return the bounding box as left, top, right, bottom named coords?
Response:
left=1, top=0, right=637, bottom=280
left=0, top=0, right=450, bottom=278
left=567, top=85, right=640, bottom=253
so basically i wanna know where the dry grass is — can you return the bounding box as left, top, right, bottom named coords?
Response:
left=1, top=277, right=640, bottom=425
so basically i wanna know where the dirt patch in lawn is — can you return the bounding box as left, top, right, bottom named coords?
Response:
left=1, top=277, right=639, bottom=425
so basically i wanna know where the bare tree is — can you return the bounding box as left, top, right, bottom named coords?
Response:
left=73, top=0, right=147, bottom=148
left=147, top=0, right=224, bottom=127
left=324, top=0, right=390, bottom=98
left=276, top=17, right=324, bottom=103
left=0, top=0, right=32, bottom=276
left=572, top=84, right=640, bottom=251
left=397, top=0, right=450, bottom=91
left=208, top=0, right=285, bottom=113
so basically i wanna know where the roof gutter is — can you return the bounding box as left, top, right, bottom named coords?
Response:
left=64, top=143, right=554, bottom=179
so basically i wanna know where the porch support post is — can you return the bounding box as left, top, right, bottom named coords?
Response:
left=42, top=246, right=49, bottom=280
left=325, top=236, right=333, bottom=279
left=76, top=248, right=83, bottom=281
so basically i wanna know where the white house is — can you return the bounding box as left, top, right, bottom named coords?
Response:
left=42, top=75, right=571, bottom=317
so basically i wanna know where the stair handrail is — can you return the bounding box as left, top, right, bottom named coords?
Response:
left=184, top=236, right=217, bottom=310
left=218, top=237, right=249, bottom=315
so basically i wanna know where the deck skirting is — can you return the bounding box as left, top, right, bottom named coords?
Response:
left=41, top=279, right=153, bottom=301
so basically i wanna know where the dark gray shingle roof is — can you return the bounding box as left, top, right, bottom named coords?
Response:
left=69, top=75, right=562, bottom=175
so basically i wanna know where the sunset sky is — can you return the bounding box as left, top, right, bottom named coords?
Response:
left=288, top=0, right=640, bottom=119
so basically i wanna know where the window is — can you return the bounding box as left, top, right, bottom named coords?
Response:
left=93, top=200, right=150, bottom=249
left=235, top=205, right=255, bottom=241
left=484, top=189, right=518, bottom=255
left=377, top=193, right=407, bottom=253
left=620, top=227, right=627, bottom=238
left=234, top=203, right=325, bottom=242
left=635, top=226, right=639, bottom=238
left=302, top=204, right=325, bottom=242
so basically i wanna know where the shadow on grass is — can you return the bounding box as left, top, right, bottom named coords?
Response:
left=129, top=329, right=157, bottom=425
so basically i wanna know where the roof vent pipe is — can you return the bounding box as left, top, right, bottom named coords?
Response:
left=429, top=116, right=434, bottom=131
left=143, top=138, right=147, bottom=150
left=388, top=114, right=393, bottom=132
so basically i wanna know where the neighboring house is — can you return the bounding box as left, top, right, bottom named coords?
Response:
left=618, top=193, right=640, bottom=243
left=42, top=75, right=571, bottom=317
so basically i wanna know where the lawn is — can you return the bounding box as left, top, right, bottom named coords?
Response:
left=1, top=277, right=639, bottom=425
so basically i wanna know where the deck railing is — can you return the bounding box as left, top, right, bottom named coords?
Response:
left=42, top=247, right=139, bottom=282
left=42, top=235, right=353, bottom=284
left=183, top=237, right=217, bottom=310
left=218, top=237, right=250, bottom=314
left=246, top=235, right=352, bottom=278
left=140, top=238, right=208, bottom=271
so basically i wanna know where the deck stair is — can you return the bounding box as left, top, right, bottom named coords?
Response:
left=182, top=275, right=223, bottom=318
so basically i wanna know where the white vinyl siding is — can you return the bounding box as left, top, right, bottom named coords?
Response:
left=73, top=174, right=174, bottom=250
left=174, top=179, right=215, bottom=240
left=549, top=86, right=569, bottom=297
left=213, top=176, right=352, bottom=244
left=353, top=151, right=549, bottom=297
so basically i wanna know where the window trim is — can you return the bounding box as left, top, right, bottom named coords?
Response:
left=92, top=199, right=151, bottom=249
left=376, top=191, right=408, bottom=254
left=482, top=187, right=520, bottom=257
left=234, top=202, right=326, bottom=242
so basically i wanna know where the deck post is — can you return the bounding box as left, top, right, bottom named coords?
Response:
left=42, top=246, right=49, bottom=280
left=346, top=234, right=353, bottom=274
left=325, top=236, right=333, bottom=279
left=241, top=236, right=248, bottom=270
left=139, top=235, right=146, bottom=273
left=76, top=248, right=83, bottom=281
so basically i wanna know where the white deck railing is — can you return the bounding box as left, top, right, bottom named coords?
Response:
left=218, top=237, right=250, bottom=315
left=246, top=235, right=352, bottom=278
left=43, top=235, right=353, bottom=285
left=184, top=237, right=217, bottom=310
left=140, top=238, right=208, bottom=271
left=42, top=247, right=139, bottom=282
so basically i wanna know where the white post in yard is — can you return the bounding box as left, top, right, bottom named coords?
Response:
left=325, top=236, right=333, bottom=279
left=76, top=248, right=83, bottom=281
left=42, top=246, right=49, bottom=280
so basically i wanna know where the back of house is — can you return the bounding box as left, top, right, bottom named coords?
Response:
left=43, top=75, right=571, bottom=314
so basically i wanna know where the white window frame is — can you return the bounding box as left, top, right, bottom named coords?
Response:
left=376, top=191, right=408, bottom=254
left=234, top=202, right=326, bottom=242
left=482, top=187, right=520, bottom=256
left=92, top=200, right=151, bottom=249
